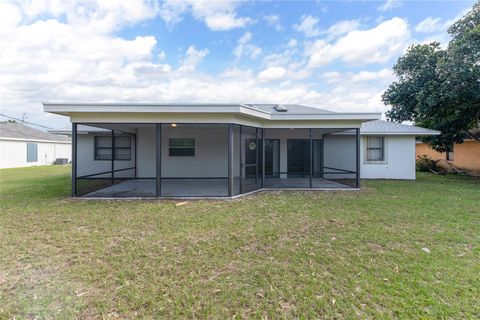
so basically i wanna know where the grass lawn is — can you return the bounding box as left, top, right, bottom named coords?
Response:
left=0, top=166, right=479, bottom=319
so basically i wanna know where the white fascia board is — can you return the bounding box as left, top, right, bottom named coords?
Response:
left=269, top=113, right=381, bottom=121
left=238, top=106, right=271, bottom=119
left=361, top=131, right=441, bottom=136
left=47, top=130, right=71, bottom=135
left=0, top=137, right=71, bottom=143
left=44, top=103, right=271, bottom=120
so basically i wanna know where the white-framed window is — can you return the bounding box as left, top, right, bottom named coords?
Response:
left=169, top=138, right=195, bottom=156
left=365, top=136, right=385, bottom=162
left=27, top=142, right=38, bottom=162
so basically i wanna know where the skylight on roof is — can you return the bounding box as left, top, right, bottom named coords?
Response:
left=274, top=104, right=287, bottom=112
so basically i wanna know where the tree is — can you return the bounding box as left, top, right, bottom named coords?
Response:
left=383, top=1, right=480, bottom=152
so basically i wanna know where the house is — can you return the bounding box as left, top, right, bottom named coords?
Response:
left=0, top=121, right=71, bottom=169
left=416, top=128, right=480, bottom=175
left=43, top=103, right=439, bottom=198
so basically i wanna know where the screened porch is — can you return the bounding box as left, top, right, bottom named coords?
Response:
left=71, top=123, right=360, bottom=198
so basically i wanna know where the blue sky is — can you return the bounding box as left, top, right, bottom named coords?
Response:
left=0, top=0, right=475, bottom=128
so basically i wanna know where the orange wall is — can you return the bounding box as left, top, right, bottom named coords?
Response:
left=416, top=141, right=480, bottom=174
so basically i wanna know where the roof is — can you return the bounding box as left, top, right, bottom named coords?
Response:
left=49, top=124, right=111, bottom=135
left=43, top=102, right=381, bottom=122
left=244, top=104, right=336, bottom=115
left=0, top=122, right=71, bottom=142
left=360, top=120, right=441, bottom=136
left=467, top=127, right=480, bottom=140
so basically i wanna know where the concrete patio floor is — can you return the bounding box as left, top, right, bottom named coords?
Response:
left=84, top=178, right=352, bottom=198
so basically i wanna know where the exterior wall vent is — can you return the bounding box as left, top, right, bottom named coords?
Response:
left=274, top=104, right=288, bottom=112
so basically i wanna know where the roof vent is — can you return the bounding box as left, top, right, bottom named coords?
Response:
left=274, top=104, right=288, bottom=112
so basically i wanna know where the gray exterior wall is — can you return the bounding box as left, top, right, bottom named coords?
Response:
left=75, top=127, right=417, bottom=181
left=77, top=134, right=135, bottom=178
left=77, top=127, right=356, bottom=179
left=160, top=126, right=228, bottom=178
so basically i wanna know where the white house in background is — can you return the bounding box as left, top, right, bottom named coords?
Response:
left=44, top=103, right=439, bottom=198
left=0, top=121, right=71, bottom=169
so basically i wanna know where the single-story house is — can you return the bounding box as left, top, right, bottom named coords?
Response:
left=0, top=121, right=71, bottom=169
left=416, top=128, right=480, bottom=175
left=44, top=103, right=439, bottom=198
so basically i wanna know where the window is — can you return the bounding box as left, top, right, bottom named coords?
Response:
left=446, top=145, right=454, bottom=161
left=169, top=138, right=195, bottom=156
left=94, top=136, right=131, bottom=161
left=366, top=137, right=385, bottom=162
left=27, top=142, right=38, bottom=162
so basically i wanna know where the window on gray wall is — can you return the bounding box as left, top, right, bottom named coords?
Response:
left=366, top=136, right=385, bottom=162
left=94, top=136, right=131, bottom=160
left=169, top=138, right=195, bottom=156
left=27, top=142, right=38, bottom=162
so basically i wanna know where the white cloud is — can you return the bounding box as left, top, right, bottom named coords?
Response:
left=293, top=15, right=320, bottom=37
left=179, top=46, right=209, bottom=72
left=414, top=10, right=468, bottom=47
left=203, top=13, right=252, bottom=31
left=258, top=66, right=286, bottom=82
left=158, top=51, right=166, bottom=60
left=378, top=0, right=402, bottom=12
left=325, top=19, right=360, bottom=39
left=237, top=31, right=252, bottom=44
left=307, top=17, right=411, bottom=67
left=159, top=0, right=253, bottom=31
left=0, top=0, right=401, bottom=128
left=415, top=17, right=443, bottom=33
left=287, top=38, right=298, bottom=48
left=220, top=67, right=253, bottom=79
left=18, top=0, right=157, bottom=33
left=264, top=14, right=282, bottom=31
left=0, top=2, right=22, bottom=28
left=350, top=68, right=394, bottom=82
left=322, top=68, right=394, bottom=84
left=321, top=71, right=343, bottom=84
left=158, top=1, right=189, bottom=26
left=233, top=32, right=262, bottom=59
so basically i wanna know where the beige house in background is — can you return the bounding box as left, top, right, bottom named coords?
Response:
left=416, top=128, right=480, bottom=175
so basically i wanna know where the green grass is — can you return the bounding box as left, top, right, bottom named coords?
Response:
left=1, top=166, right=479, bottom=319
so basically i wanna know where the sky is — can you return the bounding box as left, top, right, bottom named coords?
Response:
left=0, top=0, right=476, bottom=129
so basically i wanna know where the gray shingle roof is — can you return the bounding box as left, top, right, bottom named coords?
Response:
left=361, top=120, right=440, bottom=135
left=467, top=127, right=480, bottom=140
left=49, top=124, right=110, bottom=135
left=0, top=122, right=70, bottom=142
left=244, top=104, right=336, bottom=114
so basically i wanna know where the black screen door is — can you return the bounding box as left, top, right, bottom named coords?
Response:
left=257, top=139, right=280, bottom=178
left=288, top=139, right=310, bottom=177
left=245, top=139, right=258, bottom=178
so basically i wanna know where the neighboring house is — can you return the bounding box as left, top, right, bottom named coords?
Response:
left=416, top=128, right=480, bottom=175
left=44, top=103, right=439, bottom=198
left=0, top=121, right=71, bottom=169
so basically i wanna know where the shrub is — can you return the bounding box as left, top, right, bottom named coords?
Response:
left=416, top=155, right=440, bottom=172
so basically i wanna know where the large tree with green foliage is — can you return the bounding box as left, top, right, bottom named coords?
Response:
left=383, top=1, right=480, bottom=152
